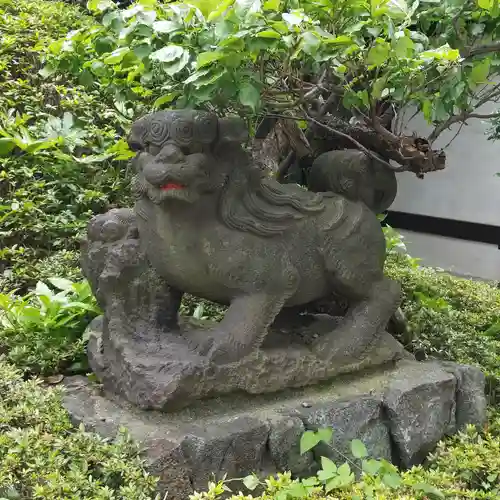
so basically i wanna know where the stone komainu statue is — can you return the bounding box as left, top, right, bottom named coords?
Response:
left=307, top=149, right=397, bottom=214
left=81, top=110, right=403, bottom=410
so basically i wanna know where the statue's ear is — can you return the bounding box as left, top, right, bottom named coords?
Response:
left=218, top=116, right=249, bottom=144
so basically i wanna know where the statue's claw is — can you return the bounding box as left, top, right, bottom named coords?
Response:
left=205, top=332, right=253, bottom=365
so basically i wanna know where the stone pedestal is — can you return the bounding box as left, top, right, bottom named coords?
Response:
left=61, top=359, right=486, bottom=499
left=86, top=314, right=408, bottom=412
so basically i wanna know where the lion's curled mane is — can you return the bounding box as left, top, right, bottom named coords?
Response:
left=218, top=155, right=328, bottom=237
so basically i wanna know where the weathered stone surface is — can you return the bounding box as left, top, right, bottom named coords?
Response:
left=61, top=359, right=486, bottom=498
left=307, top=149, right=397, bottom=213
left=86, top=315, right=406, bottom=412
left=181, top=417, right=270, bottom=490
left=440, top=361, right=488, bottom=430
left=383, top=361, right=457, bottom=467
left=268, top=416, right=314, bottom=476
left=298, top=396, right=392, bottom=467
left=81, top=109, right=405, bottom=411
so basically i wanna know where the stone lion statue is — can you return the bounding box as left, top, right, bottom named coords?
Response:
left=119, top=109, right=401, bottom=364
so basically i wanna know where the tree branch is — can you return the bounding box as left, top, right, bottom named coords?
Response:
left=304, top=113, right=404, bottom=172
left=267, top=112, right=404, bottom=172
left=429, top=110, right=500, bottom=142
left=465, top=42, right=500, bottom=58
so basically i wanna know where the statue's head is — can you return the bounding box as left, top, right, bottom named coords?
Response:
left=128, top=110, right=325, bottom=236
left=128, top=110, right=249, bottom=204
left=128, top=110, right=248, bottom=155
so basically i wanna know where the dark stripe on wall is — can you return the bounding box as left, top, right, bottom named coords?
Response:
left=385, top=211, right=500, bottom=247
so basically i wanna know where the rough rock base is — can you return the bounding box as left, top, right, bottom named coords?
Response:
left=62, top=359, right=486, bottom=499
left=87, top=314, right=408, bottom=412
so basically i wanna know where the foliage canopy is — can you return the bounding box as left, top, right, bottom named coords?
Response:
left=48, top=0, right=500, bottom=177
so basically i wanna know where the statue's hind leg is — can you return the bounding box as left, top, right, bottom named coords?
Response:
left=313, top=276, right=401, bottom=362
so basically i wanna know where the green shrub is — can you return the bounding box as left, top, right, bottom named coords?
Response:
left=385, top=252, right=500, bottom=404
left=0, top=0, right=134, bottom=288
left=0, top=278, right=99, bottom=375
left=192, top=417, right=500, bottom=500
left=0, top=359, right=158, bottom=498
left=1, top=250, right=82, bottom=294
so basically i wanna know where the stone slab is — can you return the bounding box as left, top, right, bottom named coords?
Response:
left=383, top=361, right=457, bottom=467
left=61, top=359, right=486, bottom=499
left=87, top=315, right=409, bottom=412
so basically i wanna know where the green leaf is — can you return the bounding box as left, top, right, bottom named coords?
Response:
left=103, top=47, right=130, bottom=64
left=163, top=51, right=190, bottom=76
left=238, top=81, right=260, bottom=111
left=325, top=476, right=341, bottom=492
left=301, top=477, right=319, bottom=488
left=153, top=20, right=181, bottom=34
left=422, top=99, right=432, bottom=123
left=39, top=65, right=56, bottom=79
left=243, top=474, right=260, bottom=491
left=257, top=29, right=281, bottom=39
left=150, top=45, right=185, bottom=63
left=321, top=456, right=337, bottom=474
left=208, top=0, right=236, bottom=20
left=75, top=153, right=113, bottom=164
left=235, top=0, right=262, bottom=18
left=285, top=482, right=308, bottom=498
left=382, top=472, right=402, bottom=489
left=393, top=36, right=414, bottom=58
left=324, top=35, right=352, bottom=45
left=301, top=32, right=320, bottom=55
left=35, top=281, right=53, bottom=298
left=317, top=456, right=337, bottom=481
left=283, top=12, right=304, bottom=26
left=337, top=462, right=352, bottom=479
left=87, top=0, right=116, bottom=13
left=264, top=0, right=280, bottom=10
left=191, top=67, right=226, bottom=87
left=154, top=92, right=180, bottom=109
left=412, top=482, right=445, bottom=499
left=196, top=51, right=225, bottom=68
left=48, top=278, right=74, bottom=291
left=300, top=430, right=320, bottom=455
left=188, top=0, right=221, bottom=18
left=351, top=439, right=368, bottom=459
left=0, top=138, right=16, bottom=156
left=386, top=0, right=409, bottom=19
left=362, top=458, right=382, bottom=475
left=484, top=322, right=500, bottom=338
left=316, top=427, right=333, bottom=445
left=133, top=43, right=152, bottom=60
left=478, top=0, right=494, bottom=11
left=470, top=59, right=491, bottom=85
left=79, top=69, right=94, bottom=87
left=366, top=42, right=390, bottom=66
left=372, top=77, right=387, bottom=100
left=94, top=37, right=114, bottom=56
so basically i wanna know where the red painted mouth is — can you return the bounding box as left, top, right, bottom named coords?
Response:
left=161, top=183, right=184, bottom=191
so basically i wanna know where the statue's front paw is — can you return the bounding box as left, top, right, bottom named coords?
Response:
left=205, top=332, right=253, bottom=366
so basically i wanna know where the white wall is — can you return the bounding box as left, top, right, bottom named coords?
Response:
left=390, top=101, right=500, bottom=280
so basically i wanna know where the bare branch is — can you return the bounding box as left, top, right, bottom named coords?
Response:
left=443, top=121, right=465, bottom=150
left=465, top=42, right=500, bottom=58
left=305, top=113, right=404, bottom=172
left=266, top=111, right=404, bottom=172
left=429, top=109, right=500, bottom=142
left=466, top=111, right=500, bottom=120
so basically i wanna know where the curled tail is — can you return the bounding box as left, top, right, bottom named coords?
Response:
left=306, top=149, right=397, bottom=213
